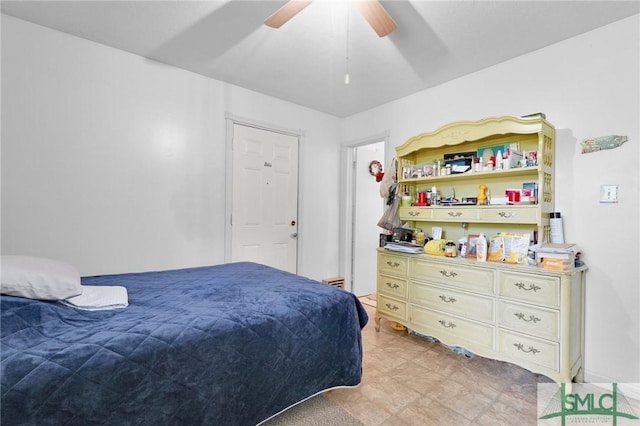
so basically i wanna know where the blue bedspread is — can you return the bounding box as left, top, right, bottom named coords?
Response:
left=1, top=262, right=368, bottom=425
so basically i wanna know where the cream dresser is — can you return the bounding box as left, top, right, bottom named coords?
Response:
left=377, top=114, right=587, bottom=383
left=376, top=249, right=586, bottom=383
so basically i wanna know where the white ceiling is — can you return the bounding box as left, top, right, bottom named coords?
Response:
left=2, top=1, right=639, bottom=118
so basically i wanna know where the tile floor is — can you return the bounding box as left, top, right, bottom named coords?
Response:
left=325, top=299, right=556, bottom=425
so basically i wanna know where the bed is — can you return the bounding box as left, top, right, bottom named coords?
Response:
left=1, top=261, right=368, bottom=425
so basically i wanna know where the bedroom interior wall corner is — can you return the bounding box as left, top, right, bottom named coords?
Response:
left=339, top=15, right=640, bottom=384
left=1, top=15, right=344, bottom=281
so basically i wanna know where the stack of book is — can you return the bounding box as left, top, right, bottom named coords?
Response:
left=533, top=243, right=580, bottom=270
left=384, top=241, right=424, bottom=254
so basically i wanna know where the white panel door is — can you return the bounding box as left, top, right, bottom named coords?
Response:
left=231, top=124, right=299, bottom=273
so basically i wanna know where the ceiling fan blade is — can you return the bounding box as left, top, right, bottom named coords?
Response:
left=264, top=0, right=314, bottom=29
left=355, top=0, right=397, bottom=37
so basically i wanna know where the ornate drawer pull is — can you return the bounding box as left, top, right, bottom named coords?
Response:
left=447, top=211, right=462, bottom=217
left=386, top=261, right=400, bottom=268
left=438, top=320, right=456, bottom=328
left=514, top=313, right=541, bottom=323
left=385, top=303, right=399, bottom=311
left=408, top=211, right=420, bottom=217
left=386, top=282, right=400, bottom=289
left=514, top=282, right=541, bottom=292
left=498, top=211, right=515, bottom=218
left=513, top=343, right=540, bottom=354
left=439, top=295, right=457, bottom=303
left=439, top=270, right=458, bottom=278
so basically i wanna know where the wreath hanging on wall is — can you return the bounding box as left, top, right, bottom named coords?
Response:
left=369, top=160, right=382, bottom=176
left=369, top=160, right=384, bottom=182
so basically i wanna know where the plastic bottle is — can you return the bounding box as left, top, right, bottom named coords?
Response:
left=550, top=212, right=565, bottom=244
left=496, top=151, right=503, bottom=170
left=476, top=233, right=487, bottom=262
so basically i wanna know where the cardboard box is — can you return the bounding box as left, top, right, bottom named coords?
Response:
left=542, top=258, right=574, bottom=271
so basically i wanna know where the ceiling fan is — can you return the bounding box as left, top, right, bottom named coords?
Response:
left=264, top=0, right=397, bottom=37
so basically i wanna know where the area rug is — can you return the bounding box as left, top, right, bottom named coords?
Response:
left=260, top=394, right=362, bottom=425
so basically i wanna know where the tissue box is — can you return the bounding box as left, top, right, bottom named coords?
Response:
left=444, top=158, right=473, bottom=174
left=489, top=197, right=508, bottom=205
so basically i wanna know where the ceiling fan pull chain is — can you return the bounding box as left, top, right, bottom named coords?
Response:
left=345, top=5, right=350, bottom=85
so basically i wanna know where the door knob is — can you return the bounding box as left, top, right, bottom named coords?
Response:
left=290, top=233, right=298, bottom=238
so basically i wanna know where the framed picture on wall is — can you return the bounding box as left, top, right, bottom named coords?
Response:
left=465, top=234, right=480, bottom=259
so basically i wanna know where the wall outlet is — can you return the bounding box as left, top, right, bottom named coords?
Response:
left=600, top=184, right=619, bottom=203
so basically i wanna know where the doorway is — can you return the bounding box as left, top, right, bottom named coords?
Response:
left=340, top=133, right=389, bottom=296
left=225, top=117, right=300, bottom=274
left=352, top=142, right=385, bottom=296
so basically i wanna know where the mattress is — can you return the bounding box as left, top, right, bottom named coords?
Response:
left=1, top=262, right=368, bottom=425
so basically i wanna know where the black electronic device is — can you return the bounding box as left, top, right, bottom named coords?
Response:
left=392, top=227, right=414, bottom=242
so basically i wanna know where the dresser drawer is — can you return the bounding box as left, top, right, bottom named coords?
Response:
left=412, top=259, right=495, bottom=294
left=432, top=207, right=479, bottom=221
left=378, top=274, right=408, bottom=299
left=410, top=282, right=494, bottom=322
left=378, top=252, right=409, bottom=276
left=378, top=295, right=408, bottom=321
left=498, top=271, right=560, bottom=307
left=410, top=305, right=494, bottom=350
left=399, top=207, right=433, bottom=220
left=497, top=300, right=560, bottom=341
left=498, top=329, right=559, bottom=371
left=479, top=206, right=538, bottom=223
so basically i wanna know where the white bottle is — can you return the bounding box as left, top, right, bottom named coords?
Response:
left=496, top=151, right=503, bottom=170
left=550, top=212, right=565, bottom=244
left=476, top=233, right=487, bottom=262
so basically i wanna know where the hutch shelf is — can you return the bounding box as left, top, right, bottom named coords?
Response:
left=376, top=115, right=586, bottom=384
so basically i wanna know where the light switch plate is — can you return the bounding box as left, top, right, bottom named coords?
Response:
left=600, top=184, right=619, bottom=203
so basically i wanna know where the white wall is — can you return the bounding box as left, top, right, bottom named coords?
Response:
left=1, top=15, right=342, bottom=281
left=340, top=15, right=640, bottom=384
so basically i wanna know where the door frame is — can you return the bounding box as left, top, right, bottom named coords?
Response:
left=224, top=112, right=305, bottom=272
left=339, top=130, right=391, bottom=293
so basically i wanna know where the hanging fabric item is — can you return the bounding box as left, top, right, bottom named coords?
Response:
left=377, top=157, right=400, bottom=231
left=379, top=158, right=397, bottom=200
left=377, top=183, right=400, bottom=231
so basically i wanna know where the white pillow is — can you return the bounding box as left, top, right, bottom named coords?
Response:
left=1, top=256, right=83, bottom=300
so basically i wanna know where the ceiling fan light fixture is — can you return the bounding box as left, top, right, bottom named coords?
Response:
left=264, top=0, right=396, bottom=37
